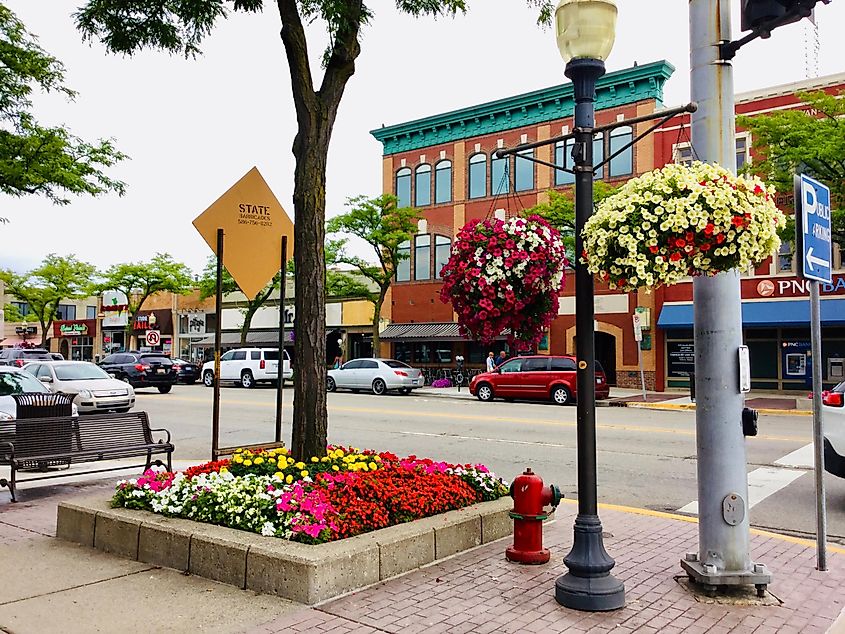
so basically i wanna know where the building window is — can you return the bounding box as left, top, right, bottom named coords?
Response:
left=396, top=240, right=411, bottom=282
left=395, top=167, right=411, bottom=208
left=608, top=125, right=633, bottom=177
left=56, top=304, right=76, bottom=321
left=86, top=305, right=97, bottom=320
left=736, top=135, right=750, bottom=170
left=394, top=342, right=412, bottom=362
left=468, top=153, right=487, bottom=199
left=778, top=241, right=794, bottom=272
left=413, top=343, right=431, bottom=363
left=674, top=136, right=750, bottom=170
left=593, top=133, right=604, bottom=179
left=434, top=160, right=452, bottom=204
left=415, top=164, right=431, bottom=206
left=491, top=153, right=509, bottom=195
left=415, top=235, right=431, bottom=280
left=554, top=139, right=575, bottom=186
left=515, top=149, right=534, bottom=191
left=435, top=235, right=451, bottom=279
left=10, top=301, right=30, bottom=317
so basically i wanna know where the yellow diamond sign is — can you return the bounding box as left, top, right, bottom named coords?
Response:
left=193, top=167, right=294, bottom=299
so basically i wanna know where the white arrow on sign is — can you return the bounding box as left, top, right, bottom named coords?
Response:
left=805, top=247, right=830, bottom=272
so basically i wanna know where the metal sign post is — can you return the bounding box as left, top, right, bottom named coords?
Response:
left=632, top=314, right=646, bottom=402
left=212, top=228, right=224, bottom=461
left=275, top=235, right=288, bottom=444
left=795, top=173, right=832, bottom=571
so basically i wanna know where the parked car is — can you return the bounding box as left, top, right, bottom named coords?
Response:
left=172, top=358, right=200, bottom=384
left=0, top=348, right=54, bottom=368
left=822, top=382, right=845, bottom=479
left=98, top=352, right=177, bottom=393
left=23, top=361, right=135, bottom=414
left=469, top=355, right=610, bottom=405
left=202, top=348, right=292, bottom=388
left=327, top=358, right=424, bottom=395
left=50, top=353, right=65, bottom=361
left=0, top=366, right=79, bottom=420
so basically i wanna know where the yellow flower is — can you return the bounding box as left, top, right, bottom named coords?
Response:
left=274, top=471, right=284, bottom=479
left=300, top=470, right=309, bottom=477
left=336, top=449, right=345, bottom=458
left=243, top=460, right=253, bottom=467
left=360, top=463, right=369, bottom=472
left=295, top=461, right=305, bottom=469
left=219, top=466, right=228, bottom=473
left=332, top=465, right=340, bottom=472
left=321, top=456, right=330, bottom=463
left=287, top=457, right=295, bottom=464
left=311, top=456, right=319, bottom=463
left=233, top=455, right=243, bottom=464
left=254, top=457, right=264, bottom=465
left=285, top=474, right=294, bottom=484
left=374, top=456, right=382, bottom=462
left=278, top=448, right=288, bottom=455
left=234, top=448, right=243, bottom=454
left=369, top=462, right=377, bottom=471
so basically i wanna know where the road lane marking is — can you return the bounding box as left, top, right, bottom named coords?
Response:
left=160, top=394, right=809, bottom=444
left=774, top=442, right=815, bottom=468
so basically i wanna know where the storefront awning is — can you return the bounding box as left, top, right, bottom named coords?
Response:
left=194, top=330, right=294, bottom=347
left=379, top=322, right=509, bottom=341
left=658, top=298, right=845, bottom=329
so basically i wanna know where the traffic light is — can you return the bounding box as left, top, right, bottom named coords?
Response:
left=740, top=0, right=827, bottom=34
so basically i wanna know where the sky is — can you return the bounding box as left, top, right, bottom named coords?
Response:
left=2, top=0, right=844, bottom=275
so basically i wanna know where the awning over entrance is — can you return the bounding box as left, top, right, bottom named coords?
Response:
left=658, top=298, right=845, bottom=329
left=379, top=322, right=509, bottom=341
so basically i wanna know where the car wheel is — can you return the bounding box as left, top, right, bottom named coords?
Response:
left=157, top=385, right=172, bottom=394
left=372, top=378, right=387, bottom=395
left=477, top=383, right=494, bottom=402
left=552, top=385, right=572, bottom=405
left=241, top=371, right=255, bottom=389
left=203, top=371, right=214, bottom=387
left=327, top=377, right=337, bottom=392
left=119, top=374, right=131, bottom=384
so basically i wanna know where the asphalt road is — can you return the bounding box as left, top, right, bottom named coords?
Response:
left=132, top=382, right=845, bottom=544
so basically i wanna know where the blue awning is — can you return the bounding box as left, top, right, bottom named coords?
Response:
left=658, top=298, right=845, bottom=329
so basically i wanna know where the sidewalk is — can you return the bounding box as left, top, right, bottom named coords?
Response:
left=1, top=475, right=844, bottom=633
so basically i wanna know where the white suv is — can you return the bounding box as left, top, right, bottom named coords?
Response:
left=202, top=348, right=292, bottom=388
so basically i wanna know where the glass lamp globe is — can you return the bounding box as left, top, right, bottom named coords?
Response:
left=555, top=0, right=618, bottom=62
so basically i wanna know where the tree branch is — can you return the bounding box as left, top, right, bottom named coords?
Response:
left=277, top=0, right=318, bottom=127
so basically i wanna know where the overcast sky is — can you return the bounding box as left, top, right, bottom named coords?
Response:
left=2, top=0, right=843, bottom=275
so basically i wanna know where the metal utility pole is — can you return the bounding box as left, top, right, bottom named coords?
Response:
left=680, top=0, right=771, bottom=595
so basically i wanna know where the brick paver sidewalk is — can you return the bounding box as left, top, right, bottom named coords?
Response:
left=252, top=502, right=844, bottom=634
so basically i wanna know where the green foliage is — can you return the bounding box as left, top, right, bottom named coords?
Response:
left=0, top=5, right=125, bottom=206
left=0, top=254, right=97, bottom=345
left=738, top=90, right=845, bottom=248
left=526, top=181, right=618, bottom=262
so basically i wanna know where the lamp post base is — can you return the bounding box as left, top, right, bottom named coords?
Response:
left=555, top=514, right=625, bottom=612
left=680, top=556, right=771, bottom=597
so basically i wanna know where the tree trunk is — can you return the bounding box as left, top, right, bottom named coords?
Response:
left=371, top=286, right=388, bottom=356
left=240, top=304, right=258, bottom=347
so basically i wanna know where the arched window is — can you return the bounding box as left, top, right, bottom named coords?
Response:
left=395, top=168, right=411, bottom=208
left=468, top=154, right=487, bottom=199
left=396, top=240, right=411, bottom=281
left=434, top=235, right=452, bottom=279
left=491, top=153, right=510, bottom=195
left=414, top=235, right=431, bottom=280
left=515, top=149, right=534, bottom=191
left=554, top=139, right=575, bottom=186
left=593, top=133, right=604, bottom=180
left=415, top=164, right=431, bottom=206
left=609, top=126, right=633, bottom=177
left=434, top=160, right=452, bottom=204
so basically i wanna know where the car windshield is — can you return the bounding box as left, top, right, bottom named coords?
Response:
left=22, top=350, right=51, bottom=358
left=382, top=360, right=410, bottom=369
left=54, top=364, right=111, bottom=381
left=0, top=371, right=48, bottom=395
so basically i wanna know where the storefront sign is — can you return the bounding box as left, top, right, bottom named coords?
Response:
left=667, top=341, right=695, bottom=378
left=59, top=323, right=88, bottom=336
left=754, top=275, right=845, bottom=298
left=102, top=290, right=129, bottom=327
left=186, top=313, right=206, bottom=335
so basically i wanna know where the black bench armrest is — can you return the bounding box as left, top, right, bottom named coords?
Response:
left=0, top=440, right=14, bottom=461
left=149, top=427, right=172, bottom=445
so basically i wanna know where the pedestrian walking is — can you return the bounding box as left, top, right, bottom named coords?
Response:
left=486, top=352, right=496, bottom=372
left=495, top=350, right=508, bottom=367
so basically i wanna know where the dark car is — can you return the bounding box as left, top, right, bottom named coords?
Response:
left=0, top=348, right=54, bottom=368
left=172, top=358, right=200, bottom=384
left=469, top=355, right=610, bottom=405
left=98, top=352, right=177, bottom=393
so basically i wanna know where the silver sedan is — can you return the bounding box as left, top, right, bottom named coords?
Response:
left=327, top=358, right=424, bottom=395
left=23, top=361, right=136, bottom=413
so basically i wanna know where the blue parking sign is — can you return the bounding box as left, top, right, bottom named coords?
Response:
left=795, top=174, right=832, bottom=284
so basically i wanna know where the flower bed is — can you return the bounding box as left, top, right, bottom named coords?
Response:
left=112, top=446, right=509, bottom=545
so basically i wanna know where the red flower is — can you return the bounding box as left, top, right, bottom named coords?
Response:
left=731, top=215, right=745, bottom=227
left=704, top=223, right=715, bottom=235
left=670, top=252, right=683, bottom=261
left=675, top=238, right=686, bottom=248
left=700, top=243, right=712, bottom=251
left=716, top=234, right=726, bottom=244
left=649, top=246, right=659, bottom=254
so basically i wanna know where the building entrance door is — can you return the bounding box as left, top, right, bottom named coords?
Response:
left=595, top=331, right=617, bottom=386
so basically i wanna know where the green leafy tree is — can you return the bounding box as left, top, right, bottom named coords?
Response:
left=738, top=90, right=845, bottom=249
left=73, top=0, right=550, bottom=459
left=0, top=5, right=125, bottom=213
left=527, top=181, right=617, bottom=263
left=327, top=194, right=419, bottom=352
left=198, top=256, right=283, bottom=348
left=95, top=254, right=194, bottom=349
left=0, top=254, right=97, bottom=347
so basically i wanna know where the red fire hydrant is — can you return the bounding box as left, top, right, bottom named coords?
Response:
left=506, top=468, right=562, bottom=564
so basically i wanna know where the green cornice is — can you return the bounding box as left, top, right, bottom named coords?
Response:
left=371, top=60, right=675, bottom=156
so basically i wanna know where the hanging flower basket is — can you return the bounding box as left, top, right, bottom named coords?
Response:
left=581, top=162, right=786, bottom=292
left=439, top=215, right=568, bottom=350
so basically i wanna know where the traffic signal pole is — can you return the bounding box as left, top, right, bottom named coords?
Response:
left=679, top=0, right=771, bottom=596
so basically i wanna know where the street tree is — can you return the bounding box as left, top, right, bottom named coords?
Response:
left=0, top=254, right=97, bottom=347
left=0, top=5, right=125, bottom=215
left=73, top=0, right=551, bottom=459
left=738, top=90, right=845, bottom=249
left=96, top=254, right=194, bottom=350
left=327, top=194, right=419, bottom=353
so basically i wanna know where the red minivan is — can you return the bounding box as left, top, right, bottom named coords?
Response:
left=469, top=355, right=610, bottom=405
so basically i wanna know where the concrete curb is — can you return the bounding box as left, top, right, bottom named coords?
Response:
left=624, top=401, right=812, bottom=416
left=56, top=496, right=513, bottom=605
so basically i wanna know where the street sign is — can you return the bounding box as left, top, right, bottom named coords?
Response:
left=632, top=313, right=643, bottom=343
left=795, top=174, right=832, bottom=284
left=146, top=330, right=161, bottom=346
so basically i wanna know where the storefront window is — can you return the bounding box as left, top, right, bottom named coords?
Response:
left=413, top=343, right=431, bottom=363
left=434, top=343, right=453, bottom=364
left=70, top=336, right=93, bottom=361
left=394, top=342, right=412, bottom=362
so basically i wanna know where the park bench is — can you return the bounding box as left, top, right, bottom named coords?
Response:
left=0, top=410, right=173, bottom=502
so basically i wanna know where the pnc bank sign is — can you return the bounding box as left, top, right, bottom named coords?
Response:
left=756, top=275, right=845, bottom=298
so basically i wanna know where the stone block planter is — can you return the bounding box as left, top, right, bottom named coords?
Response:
left=56, top=496, right=513, bottom=604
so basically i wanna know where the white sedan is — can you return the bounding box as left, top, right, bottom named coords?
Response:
left=327, top=358, right=424, bottom=395
left=0, top=366, right=79, bottom=420
left=823, top=382, right=845, bottom=479
left=23, top=361, right=135, bottom=414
